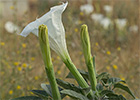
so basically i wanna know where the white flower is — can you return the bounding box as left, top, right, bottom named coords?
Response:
left=103, top=5, right=112, bottom=13
left=100, top=17, right=111, bottom=29
left=91, top=13, right=104, bottom=23
left=20, top=2, right=69, bottom=60
left=115, top=18, right=127, bottom=29
left=80, top=4, right=94, bottom=15
left=129, top=25, right=138, bottom=32
left=5, top=21, right=20, bottom=33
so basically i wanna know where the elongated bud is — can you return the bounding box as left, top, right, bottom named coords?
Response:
left=80, top=24, right=91, bottom=64
left=38, top=25, right=61, bottom=100
left=80, top=24, right=97, bottom=91
left=39, top=24, right=52, bottom=69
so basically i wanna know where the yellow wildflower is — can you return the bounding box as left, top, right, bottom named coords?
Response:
left=106, top=51, right=111, bottom=55
left=17, top=51, right=20, bottom=54
left=78, top=20, right=82, bottom=24
left=74, top=28, right=78, bottom=33
left=10, top=6, right=14, bottom=10
left=31, top=57, right=35, bottom=61
left=17, top=67, right=22, bottom=71
left=80, top=12, right=84, bottom=16
left=8, top=66, right=11, bottom=69
left=0, top=71, right=5, bottom=75
left=57, top=70, right=61, bottom=75
left=113, top=65, right=118, bottom=70
left=57, top=56, right=60, bottom=60
left=22, top=43, right=26, bottom=48
left=9, top=90, right=13, bottom=95
left=34, top=76, right=39, bottom=80
left=14, top=62, right=19, bottom=66
left=95, top=42, right=99, bottom=46
left=106, top=66, right=110, bottom=70
left=79, top=51, right=82, bottom=55
left=51, top=58, right=54, bottom=62
left=17, top=85, right=21, bottom=90
left=28, top=65, right=32, bottom=69
left=117, top=47, right=121, bottom=51
left=0, top=42, right=5, bottom=46
left=22, top=63, right=27, bottom=68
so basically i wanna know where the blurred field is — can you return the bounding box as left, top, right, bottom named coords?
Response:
left=0, top=0, right=139, bottom=100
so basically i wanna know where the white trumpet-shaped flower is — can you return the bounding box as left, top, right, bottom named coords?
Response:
left=100, top=17, right=111, bottom=29
left=129, top=25, right=138, bottom=32
left=5, top=21, right=20, bottom=33
left=103, top=5, right=112, bottom=13
left=80, top=4, right=94, bottom=15
left=91, top=13, right=104, bottom=23
left=20, top=2, right=69, bottom=60
left=115, top=18, right=127, bottom=30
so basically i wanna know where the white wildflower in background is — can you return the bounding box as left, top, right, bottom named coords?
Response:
left=20, top=2, right=69, bottom=61
left=91, top=14, right=111, bottom=29
left=129, top=25, right=138, bottom=32
left=91, top=13, right=104, bottom=23
left=100, top=17, right=111, bottom=29
left=80, top=4, right=94, bottom=15
left=5, top=21, right=20, bottom=33
left=103, top=5, right=112, bottom=13
left=115, top=18, right=127, bottom=30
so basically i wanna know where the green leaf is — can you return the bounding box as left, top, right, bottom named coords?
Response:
left=105, top=93, right=119, bottom=100
left=61, top=89, right=89, bottom=100
left=105, top=93, right=126, bottom=100
left=66, top=69, right=89, bottom=81
left=96, top=72, right=110, bottom=83
left=30, top=90, right=50, bottom=98
left=100, top=90, right=113, bottom=97
left=41, top=84, right=52, bottom=97
left=96, top=83, right=103, bottom=93
left=10, top=96, right=42, bottom=100
left=107, top=77, right=126, bottom=85
left=56, top=78, right=90, bottom=95
left=41, top=83, right=66, bottom=99
left=114, top=83, right=135, bottom=99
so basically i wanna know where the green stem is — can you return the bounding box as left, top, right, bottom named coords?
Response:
left=87, top=58, right=97, bottom=91
left=63, top=57, right=94, bottom=99
left=45, top=67, right=61, bottom=100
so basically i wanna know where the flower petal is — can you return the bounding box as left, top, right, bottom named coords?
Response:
left=20, top=2, right=68, bottom=37
left=20, top=2, right=69, bottom=60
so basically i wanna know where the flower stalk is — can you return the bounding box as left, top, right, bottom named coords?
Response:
left=80, top=24, right=97, bottom=91
left=38, top=25, right=61, bottom=100
left=62, top=55, right=94, bottom=99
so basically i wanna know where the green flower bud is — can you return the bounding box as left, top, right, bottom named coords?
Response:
left=80, top=24, right=97, bottom=91
left=38, top=25, right=52, bottom=69
left=38, top=24, right=61, bottom=100
left=80, top=24, right=92, bottom=65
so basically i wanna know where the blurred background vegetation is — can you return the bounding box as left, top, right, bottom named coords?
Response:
left=0, top=0, right=139, bottom=100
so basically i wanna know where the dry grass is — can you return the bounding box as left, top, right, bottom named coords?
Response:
left=0, top=0, right=139, bottom=100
